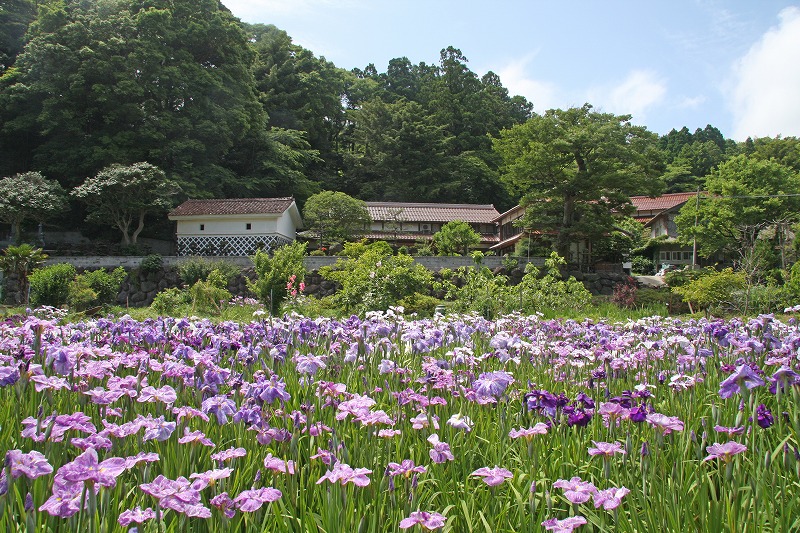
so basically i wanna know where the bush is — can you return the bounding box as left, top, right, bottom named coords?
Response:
left=664, top=266, right=713, bottom=288
left=178, top=257, right=240, bottom=286
left=67, top=278, right=98, bottom=311
left=248, top=242, right=307, bottom=314
left=671, top=268, right=747, bottom=314
left=445, top=266, right=511, bottom=319
left=189, top=270, right=231, bottom=315
left=320, top=244, right=433, bottom=315
left=631, top=256, right=655, bottom=275
left=611, top=277, right=638, bottom=308
left=29, top=263, right=76, bottom=307
left=397, top=292, right=442, bottom=317
left=515, top=252, right=592, bottom=314
left=140, top=254, right=163, bottom=275
left=80, top=267, right=127, bottom=305
left=151, top=287, right=189, bottom=316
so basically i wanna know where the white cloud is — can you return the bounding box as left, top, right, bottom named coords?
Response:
left=676, top=95, right=707, bottom=110
left=493, top=54, right=560, bottom=113
left=730, top=7, right=800, bottom=140
left=586, top=70, right=667, bottom=122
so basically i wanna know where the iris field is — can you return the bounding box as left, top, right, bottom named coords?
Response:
left=1, top=308, right=799, bottom=532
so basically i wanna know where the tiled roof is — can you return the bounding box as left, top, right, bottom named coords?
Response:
left=169, top=198, right=295, bottom=217
left=366, top=202, right=500, bottom=224
left=299, top=230, right=499, bottom=244
left=629, top=192, right=698, bottom=213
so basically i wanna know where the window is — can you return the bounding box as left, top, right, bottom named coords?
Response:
left=200, top=224, right=205, bottom=231
left=671, top=251, right=681, bottom=261
left=660, top=251, right=669, bottom=261
left=246, top=223, right=252, bottom=230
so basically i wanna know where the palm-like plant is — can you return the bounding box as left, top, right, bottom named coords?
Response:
left=0, top=244, right=48, bottom=304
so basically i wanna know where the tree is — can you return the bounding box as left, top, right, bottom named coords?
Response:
left=493, top=104, right=665, bottom=258
left=433, top=220, right=481, bottom=255
left=0, top=0, right=269, bottom=197
left=0, top=244, right=46, bottom=304
left=71, top=162, right=180, bottom=245
left=675, top=154, right=800, bottom=258
left=302, top=191, right=371, bottom=248
left=0, top=172, right=67, bottom=243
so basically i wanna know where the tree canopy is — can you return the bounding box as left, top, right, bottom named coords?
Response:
left=72, top=162, right=180, bottom=245
left=675, top=154, right=800, bottom=257
left=433, top=220, right=481, bottom=255
left=302, top=191, right=371, bottom=248
left=493, top=104, right=665, bottom=258
left=0, top=171, right=67, bottom=243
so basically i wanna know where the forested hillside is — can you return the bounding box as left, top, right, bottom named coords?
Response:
left=1, top=0, right=798, bottom=245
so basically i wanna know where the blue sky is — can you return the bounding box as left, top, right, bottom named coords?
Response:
left=223, top=0, right=800, bottom=141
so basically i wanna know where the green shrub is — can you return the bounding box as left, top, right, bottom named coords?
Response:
left=178, top=257, right=239, bottom=286
left=446, top=266, right=511, bottom=319
left=80, top=267, right=127, bottom=305
left=151, top=287, right=189, bottom=316
left=731, top=284, right=784, bottom=315
left=672, top=268, right=747, bottom=314
left=248, top=242, right=307, bottom=314
left=189, top=269, right=231, bottom=315
left=320, top=244, right=433, bottom=315
left=664, top=267, right=713, bottom=288
left=515, top=252, right=592, bottom=313
left=29, top=263, right=76, bottom=307
left=140, top=254, right=163, bottom=275
left=67, top=278, right=98, bottom=311
left=397, top=292, right=442, bottom=317
left=631, top=256, right=655, bottom=275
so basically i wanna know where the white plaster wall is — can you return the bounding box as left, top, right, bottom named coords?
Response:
left=275, top=212, right=297, bottom=240
left=176, top=216, right=279, bottom=237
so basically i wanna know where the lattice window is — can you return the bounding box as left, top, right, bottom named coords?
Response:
left=176, top=235, right=292, bottom=256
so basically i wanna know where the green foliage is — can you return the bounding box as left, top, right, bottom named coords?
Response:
left=151, top=288, right=190, bottom=316
left=78, top=267, right=127, bottom=306
left=631, top=256, right=655, bottom=275
left=248, top=242, right=307, bottom=314
left=139, top=254, right=163, bottom=275
left=445, top=266, right=511, bottom=319
left=663, top=266, right=711, bottom=288
left=671, top=268, right=747, bottom=313
left=396, top=292, right=443, bottom=317
left=433, top=220, right=481, bottom=255
left=72, top=162, right=180, bottom=245
left=177, top=257, right=239, bottom=287
left=29, top=263, right=76, bottom=307
left=675, top=155, right=800, bottom=257
left=320, top=245, right=433, bottom=314
left=0, top=172, right=67, bottom=243
left=189, top=270, right=232, bottom=315
left=784, top=262, right=800, bottom=304
left=413, top=239, right=435, bottom=256
left=342, top=239, right=392, bottom=259
left=494, top=103, right=665, bottom=257
left=303, top=191, right=371, bottom=248
left=515, top=252, right=593, bottom=313
left=0, top=244, right=47, bottom=304
left=67, top=278, right=98, bottom=312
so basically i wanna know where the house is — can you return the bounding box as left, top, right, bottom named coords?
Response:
left=363, top=202, right=501, bottom=250
left=630, top=192, right=699, bottom=267
left=489, top=204, right=593, bottom=266
left=168, top=198, right=303, bottom=256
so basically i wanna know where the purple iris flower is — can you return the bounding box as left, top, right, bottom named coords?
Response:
left=553, top=477, right=597, bottom=504
left=593, top=487, right=630, bottom=510
left=6, top=450, right=53, bottom=479
left=141, top=416, right=176, bottom=442
left=769, top=365, right=800, bottom=394
left=210, top=492, right=236, bottom=518
left=755, top=404, right=774, bottom=428
left=541, top=516, right=588, bottom=532
left=399, top=511, right=446, bottom=530
left=427, top=434, right=454, bottom=464
left=250, top=375, right=291, bottom=405
left=718, top=365, right=766, bottom=399
left=473, top=371, right=515, bottom=398
left=0, top=365, right=20, bottom=387
left=704, top=441, right=747, bottom=462
left=58, top=448, right=126, bottom=488
left=233, top=487, right=282, bottom=512
left=470, top=466, right=513, bottom=487
left=38, top=476, right=85, bottom=518
left=201, top=395, right=237, bottom=425
left=118, top=507, right=156, bottom=527
left=525, top=390, right=559, bottom=418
